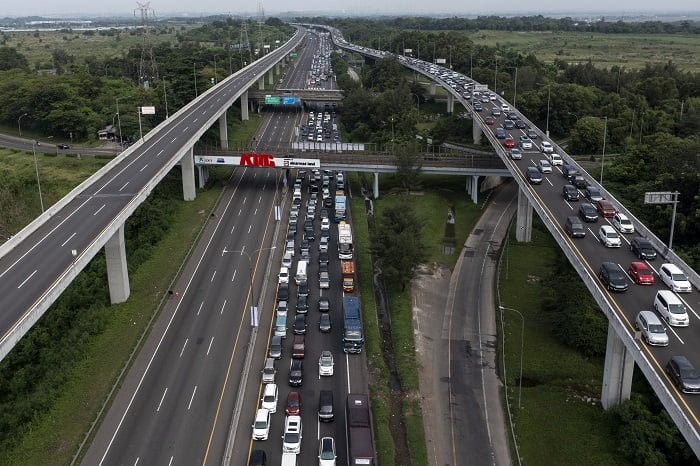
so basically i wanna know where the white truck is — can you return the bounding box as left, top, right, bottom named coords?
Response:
left=338, top=222, right=353, bottom=260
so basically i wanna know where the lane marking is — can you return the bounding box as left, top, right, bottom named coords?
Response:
left=17, top=270, right=38, bottom=289
left=93, top=204, right=106, bottom=216
left=231, top=270, right=237, bottom=282
left=156, top=388, right=168, bottom=412
left=61, top=233, right=76, bottom=247
left=220, top=300, right=227, bottom=315
left=171, top=137, right=177, bottom=143
left=119, top=182, right=129, bottom=192
left=179, top=339, right=188, bottom=357
left=211, top=270, right=217, bottom=283
left=207, top=337, right=215, bottom=355
left=187, top=385, right=197, bottom=410
left=248, top=225, right=252, bottom=234
left=139, top=164, right=149, bottom=172
left=197, top=302, right=204, bottom=316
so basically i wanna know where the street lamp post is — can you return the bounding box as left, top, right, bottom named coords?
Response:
left=499, top=305, right=525, bottom=409
left=410, top=92, right=420, bottom=113
left=32, top=140, right=45, bottom=213
left=18, top=113, right=28, bottom=137
left=511, top=66, right=518, bottom=107
left=537, top=83, right=552, bottom=137
left=116, top=95, right=132, bottom=148
left=163, top=78, right=169, bottom=119
left=225, top=246, right=276, bottom=327
left=599, top=116, right=608, bottom=185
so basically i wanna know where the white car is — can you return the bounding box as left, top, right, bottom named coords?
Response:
left=598, top=225, right=621, bottom=248
left=538, top=160, right=552, bottom=174
left=612, top=212, right=634, bottom=233
left=261, top=383, right=278, bottom=413
left=509, top=148, right=522, bottom=160
left=278, top=266, right=289, bottom=284
left=252, top=408, right=271, bottom=440
left=519, top=137, right=533, bottom=150
left=319, top=350, right=334, bottom=376
left=501, top=103, right=510, bottom=112
left=549, top=153, right=563, bottom=165
left=282, top=415, right=303, bottom=454
left=659, top=263, right=692, bottom=293
left=319, top=437, right=337, bottom=466
left=282, top=252, right=293, bottom=269
left=321, top=218, right=330, bottom=231
left=540, top=141, right=554, bottom=153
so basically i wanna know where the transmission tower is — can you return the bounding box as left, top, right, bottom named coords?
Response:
left=257, top=1, right=265, bottom=57
left=134, top=2, right=158, bottom=87
left=239, top=20, right=253, bottom=67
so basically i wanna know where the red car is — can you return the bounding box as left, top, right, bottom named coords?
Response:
left=504, top=137, right=515, bottom=148
left=628, top=261, right=654, bottom=285
left=596, top=199, right=616, bottom=218
left=485, top=116, right=496, bottom=125
left=285, top=390, right=302, bottom=415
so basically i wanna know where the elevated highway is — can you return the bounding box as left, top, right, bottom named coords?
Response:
left=312, top=24, right=700, bottom=456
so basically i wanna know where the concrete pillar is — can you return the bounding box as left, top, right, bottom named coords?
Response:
left=218, top=112, right=228, bottom=149
left=105, top=225, right=130, bottom=304
left=240, top=91, right=249, bottom=121
left=373, top=172, right=379, bottom=199
left=181, top=147, right=196, bottom=201
left=447, top=93, right=454, bottom=114
left=429, top=82, right=436, bottom=96
left=275, top=62, right=281, bottom=75
left=601, top=322, right=634, bottom=409
left=473, top=121, right=483, bottom=145
left=515, top=187, right=532, bottom=242
left=470, top=175, right=479, bottom=204
left=258, top=76, right=265, bottom=90
left=267, top=69, right=274, bottom=85
left=465, top=176, right=471, bottom=194
left=197, top=165, right=209, bottom=188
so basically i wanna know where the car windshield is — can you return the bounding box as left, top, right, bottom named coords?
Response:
left=284, top=433, right=300, bottom=443
left=638, top=268, right=652, bottom=276
left=648, top=324, right=665, bottom=334
left=668, top=304, right=686, bottom=314
left=606, top=232, right=618, bottom=238
left=321, top=443, right=334, bottom=459
left=254, top=420, right=268, bottom=429
left=672, top=273, right=688, bottom=281
left=610, top=271, right=625, bottom=281
left=681, top=369, right=700, bottom=379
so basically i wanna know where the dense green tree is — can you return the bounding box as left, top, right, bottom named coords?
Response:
left=0, top=47, right=29, bottom=71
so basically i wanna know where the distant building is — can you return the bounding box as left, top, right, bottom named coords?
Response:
left=97, top=125, right=116, bottom=141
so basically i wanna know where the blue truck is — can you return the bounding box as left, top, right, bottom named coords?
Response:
left=342, top=296, right=364, bottom=353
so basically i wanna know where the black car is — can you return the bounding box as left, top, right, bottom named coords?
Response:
left=304, top=229, right=315, bottom=242
left=318, top=251, right=329, bottom=265
left=318, top=390, right=335, bottom=422
left=318, top=296, right=330, bottom=313
left=507, top=112, right=519, bottom=120
left=599, top=262, right=629, bottom=292
left=666, top=356, right=700, bottom=394
left=319, top=262, right=329, bottom=275
left=277, top=283, right=290, bottom=301
left=527, top=129, right=538, bottom=139
left=320, top=228, right=330, bottom=239
left=572, top=175, right=588, bottom=189
left=293, top=314, right=307, bottom=335
left=526, top=166, right=542, bottom=185
left=515, top=120, right=526, bottom=129
left=297, top=280, right=309, bottom=298
left=249, top=449, right=267, bottom=466
left=319, top=208, right=329, bottom=219
left=57, top=143, right=70, bottom=149
left=584, top=186, right=604, bottom=204
left=286, top=229, right=296, bottom=241
left=630, top=237, right=657, bottom=260
left=562, top=184, right=580, bottom=201
left=473, top=102, right=483, bottom=112
left=504, top=120, right=515, bottom=130
left=319, top=313, right=331, bottom=332
left=324, top=197, right=333, bottom=208
left=296, top=295, right=309, bottom=314
left=578, top=203, right=599, bottom=222
left=495, top=128, right=506, bottom=139
left=288, top=359, right=303, bottom=386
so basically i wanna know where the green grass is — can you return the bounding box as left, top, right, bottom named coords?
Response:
left=403, top=398, right=428, bottom=466
left=497, top=225, right=629, bottom=465
left=469, top=30, right=700, bottom=72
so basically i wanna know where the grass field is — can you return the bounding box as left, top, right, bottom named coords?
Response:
left=469, top=30, right=700, bottom=72
left=497, top=224, right=629, bottom=465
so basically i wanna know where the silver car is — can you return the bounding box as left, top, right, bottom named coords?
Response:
left=635, top=311, right=669, bottom=347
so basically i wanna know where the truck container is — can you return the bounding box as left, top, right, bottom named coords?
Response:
left=346, top=393, right=375, bottom=465
left=334, top=195, right=347, bottom=222
left=341, top=259, right=355, bottom=293
left=338, top=222, right=353, bottom=260
left=342, top=296, right=364, bottom=353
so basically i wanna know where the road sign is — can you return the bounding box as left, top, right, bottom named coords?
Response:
left=644, top=191, right=677, bottom=204
left=264, top=95, right=281, bottom=105
left=139, top=106, right=156, bottom=115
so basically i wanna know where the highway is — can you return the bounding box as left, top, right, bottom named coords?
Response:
left=0, top=28, right=304, bottom=364
left=319, top=24, right=700, bottom=455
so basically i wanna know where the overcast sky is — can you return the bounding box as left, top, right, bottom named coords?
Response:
left=3, top=1, right=699, bottom=18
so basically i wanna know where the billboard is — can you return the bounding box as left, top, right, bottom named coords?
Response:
left=282, top=96, right=300, bottom=105
left=264, top=95, right=281, bottom=105
left=403, top=48, right=413, bottom=53
left=139, top=106, right=156, bottom=115
left=435, top=58, right=447, bottom=64
left=194, top=153, right=321, bottom=169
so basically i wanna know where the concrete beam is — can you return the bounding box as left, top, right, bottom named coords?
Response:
left=105, top=225, right=130, bottom=304
left=515, top=187, right=532, bottom=242
left=219, top=112, right=228, bottom=149
left=240, top=90, right=249, bottom=121
left=473, top=121, right=483, bottom=145
left=373, top=172, right=379, bottom=199
left=181, top=147, right=196, bottom=201
left=601, top=322, right=635, bottom=409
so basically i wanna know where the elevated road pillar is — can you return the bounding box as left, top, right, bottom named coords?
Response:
left=470, top=175, right=479, bottom=204
left=429, top=82, right=436, bottom=96
left=275, top=62, right=281, bottom=75
left=258, top=76, right=265, bottom=90
left=515, top=187, right=532, bottom=242
left=181, top=147, right=196, bottom=201
left=447, top=93, right=454, bottom=114
left=197, top=165, right=209, bottom=188
left=268, top=69, right=274, bottom=85
left=105, top=225, right=130, bottom=304
left=601, top=323, right=634, bottom=408
left=240, top=91, right=249, bottom=121
left=373, top=172, right=379, bottom=199
left=473, top=122, right=483, bottom=145
left=219, top=112, right=228, bottom=149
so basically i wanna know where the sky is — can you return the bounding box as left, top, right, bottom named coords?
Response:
left=3, top=1, right=699, bottom=18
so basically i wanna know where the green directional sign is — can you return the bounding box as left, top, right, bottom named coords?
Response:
left=264, top=95, right=281, bottom=105
left=289, top=52, right=298, bottom=59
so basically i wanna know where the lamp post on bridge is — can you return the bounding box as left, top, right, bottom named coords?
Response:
left=499, top=305, right=525, bottom=409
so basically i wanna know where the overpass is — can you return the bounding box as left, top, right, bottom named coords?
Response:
left=0, top=27, right=306, bottom=363
left=311, top=24, right=700, bottom=457
left=247, top=88, right=343, bottom=103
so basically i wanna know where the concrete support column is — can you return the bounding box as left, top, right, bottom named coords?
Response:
left=601, top=322, right=635, bottom=409
left=515, top=187, right=533, bottom=242
left=197, top=165, right=209, bottom=188
left=218, top=112, right=228, bottom=149
left=447, top=93, right=454, bottom=114
left=181, top=147, right=196, bottom=201
left=373, top=172, right=379, bottom=199
left=258, top=76, right=265, bottom=90
left=275, top=62, right=281, bottom=75
left=473, top=121, right=483, bottom=145
left=240, top=91, right=249, bottom=121
left=105, top=225, right=130, bottom=304
left=267, top=69, right=274, bottom=85
left=470, top=175, right=479, bottom=204
left=466, top=176, right=471, bottom=194
left=429, top=82, right=436, bottom=96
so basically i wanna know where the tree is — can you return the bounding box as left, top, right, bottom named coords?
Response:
left=0, top=47, right=29, bottom=71
left=394, top=151, right=422, bottom=190
left=371, top=199, right=427, bottom=290
left=570, top=116, right=606, bottom=155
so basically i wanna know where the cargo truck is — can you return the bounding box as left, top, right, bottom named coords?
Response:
left=338, top=222, right=353, bottom=260
left=334, top=195, right=347, bottom=222
left=342, top=296, right=364, bottom=353
left=346, top=393, right=375, bottom=465
left=341, top=259, right=355, bottom=293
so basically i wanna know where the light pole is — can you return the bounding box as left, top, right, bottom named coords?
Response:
left=494, top=56, right=498, bottom=93
left=410, top=92, right=421, bottom=113
left=163, top=78, right=169, bottom=119
left=32, top=140, right=45, bottom=213
left=225, top=246, right=276, bottom=327
left=18, top=112, right=28, bottom=137
left=537, top=83, right=551, bottom=137
left=499, top=305, right=525, bottom=409
left=193, top=62, right=198, bottom=97
left=599, top=116, right=608, bottom=185
left=507, top=66, right=518, bottom=107
left=115, top=95, right=131, bottom=148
